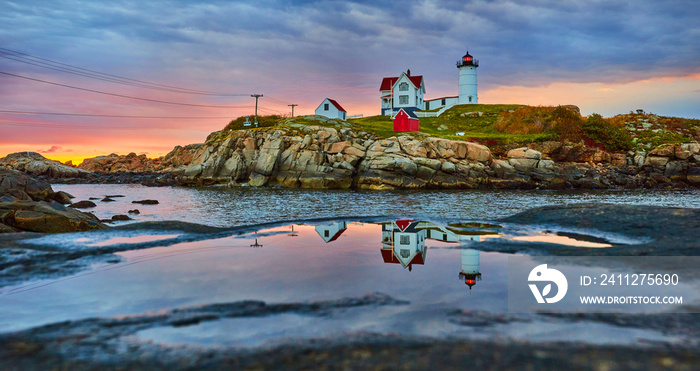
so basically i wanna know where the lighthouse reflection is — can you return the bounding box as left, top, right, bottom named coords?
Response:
left=313, top=219, right=494, bottom=289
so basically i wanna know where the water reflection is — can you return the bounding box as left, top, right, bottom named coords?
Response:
left=314, top=222, right=348, bottom=243
left=380, top=220, right=427, bottom=271
left=313, top=219, right=489, bottom=290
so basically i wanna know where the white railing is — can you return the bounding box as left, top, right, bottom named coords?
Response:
left=347, top=114, right=364, bottom=119
left=415, top=111, right=438, bottom=117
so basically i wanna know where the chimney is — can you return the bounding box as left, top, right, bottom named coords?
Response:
left=407, top=69, right=411, bottom=76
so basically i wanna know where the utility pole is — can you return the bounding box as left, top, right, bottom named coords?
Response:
left=288, top=104, right=298, bottom=117
left=251, top=94, right=263, bottom=126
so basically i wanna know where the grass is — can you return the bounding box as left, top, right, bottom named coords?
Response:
left=348, top=104, right=550, bottom=146
left=215, top=105, right=698, bottom=151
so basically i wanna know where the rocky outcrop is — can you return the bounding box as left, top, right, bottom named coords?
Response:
left=79, top=152, right=159, bottom=172
left=77, top=144, right=202, bottom=174
left=0, top=167, right=106, bottom=233
left=0, top=152, right=90, bottom=178
left=175, top=124, right=700, bottom=190
left=177, top=126, right=493, bottom=190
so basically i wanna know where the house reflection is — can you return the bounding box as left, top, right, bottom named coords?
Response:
left=380, top=220, right=483, bottom=289
left=314, top=221, right=348, bottom=243
left=381, top=220, right=427, bottom=272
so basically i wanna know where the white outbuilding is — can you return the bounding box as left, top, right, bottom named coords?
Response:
left=315, top=98, right=347, bottom=120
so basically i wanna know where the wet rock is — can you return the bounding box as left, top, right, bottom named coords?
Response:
left=111, top=214, right=131, bottom=221
left=101, top=197, right=116, bottom=202
left=69, top=200, right=97, bottom=209
left=132, top=199, right=159, bottom=205
left=128, top=209, right=140, bottom=214
left=687, top=167, right=700, bottom=185
left=1, top=200, right=105, bottom=233
left=51, top=191, right=74, bottom=204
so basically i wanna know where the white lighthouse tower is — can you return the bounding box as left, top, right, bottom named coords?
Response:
left=457, top=51, right=478, bottom=105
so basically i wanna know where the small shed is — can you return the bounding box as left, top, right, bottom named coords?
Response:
left=315, top=98, right=347, bottom=120
left=393, top=108, right=419, bottom=132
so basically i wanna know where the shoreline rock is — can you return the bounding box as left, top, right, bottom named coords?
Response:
left=0, top=168, right=106, bottom=233
left=4, top=128, right=699, bottom=190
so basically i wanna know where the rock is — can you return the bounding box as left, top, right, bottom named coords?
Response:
left=101, top=197, right=116, bottom=202
left=111, top=214, right=131, bottom=221
left=0, top=152, right=91, bottom=178
left=132, top=199, right=159, bottom=205
left=649, top=144, right=675, bottom=157
left=69, top=200, right=97, bottom=209
left=645, top=156, right=669, bottom=167
left=248, top=173, right=269, bottom=187
left=128, top=209, right=140, bottom=214
left=687, top=167, right=700, bottom=185
left=0, top=167, right=54, bottom=201
left=508, top=158, right=539, bottom=172
left=1, top=200, right=105, bottom=233
left=491, top=159, right=516, bottom=179
left=51, top=191, right=74, bottom=204
left=507, top=147, right=542, bottom=160
left=79, top=152, right=159, bottom=173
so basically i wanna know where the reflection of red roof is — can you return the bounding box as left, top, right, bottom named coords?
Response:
left=380, top=249, right=425, bottom=265
left=379, top=76, right=424, bottom=91
left=327, top=98, right=346, bottom=112
left=327, top=228, right=347, bottom=242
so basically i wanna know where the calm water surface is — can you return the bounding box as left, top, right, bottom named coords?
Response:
left=2, top=185, right=697, bottom=349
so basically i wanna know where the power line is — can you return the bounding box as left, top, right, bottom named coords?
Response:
left=0, top=109, right=238, bottom=119
left=0, top=121, right=202, bottom=131
left=0, top=47, right=249, bottom=97
left=0, top=71, right=253, bottom=108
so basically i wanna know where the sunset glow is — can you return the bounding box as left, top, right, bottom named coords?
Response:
left=2, top=1, right=698, bottom=164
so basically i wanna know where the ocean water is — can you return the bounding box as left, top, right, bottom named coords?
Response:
left=51, top=184, right=700, bottom=227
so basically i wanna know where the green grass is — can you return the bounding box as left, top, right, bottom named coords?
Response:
left=215, top=105, right=698, bottom=150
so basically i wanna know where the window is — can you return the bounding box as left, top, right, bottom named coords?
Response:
left=441, top=98, right=446, bottom=105
left=399, top=82, right=408, bottom=91
left=399, top=95, right=409, bottom=104
left=400, top=235, right=410, bottom=245
left=383, top=99, right=388, bottom=103
left=468, top=96, right=472, bottom=103
left=324, top=103, right=329, bottom=110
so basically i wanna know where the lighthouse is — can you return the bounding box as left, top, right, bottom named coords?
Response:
left=457, top=51, right=478, bottom=105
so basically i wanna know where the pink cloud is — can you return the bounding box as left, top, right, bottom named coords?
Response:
left=37, top=145, right=62, bottom=153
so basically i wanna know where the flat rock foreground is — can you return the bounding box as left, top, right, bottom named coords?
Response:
left=1, top=203, right=699, bottom=370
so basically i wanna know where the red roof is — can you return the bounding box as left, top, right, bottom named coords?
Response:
left=379, top=75, right=424, bottom=91
left=327, top=228, right=347, bottom=242
left=326, top=98, right=346, bottom=112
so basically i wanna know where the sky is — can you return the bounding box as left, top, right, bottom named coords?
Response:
left=1, top=0, right=699, bottom=164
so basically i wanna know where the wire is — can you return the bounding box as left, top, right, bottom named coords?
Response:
left=0, top=71, right=253, bottom=108
left=0, top=47, right=249, bottom=96
left=0, top=109, right=238, bottom=119
left=0, top=121, right=202, bottom=131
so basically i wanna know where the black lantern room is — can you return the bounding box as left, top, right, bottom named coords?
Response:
left=457, top=51, right=479, bottom=68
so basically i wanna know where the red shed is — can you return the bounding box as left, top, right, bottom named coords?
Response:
left=393, top=108, right=419, bottom=132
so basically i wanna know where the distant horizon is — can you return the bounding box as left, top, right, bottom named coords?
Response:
left=2, top=0, right=699, bottom=164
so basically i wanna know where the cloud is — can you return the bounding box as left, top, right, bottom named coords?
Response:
left=37, top=145, right=62, bottom=153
